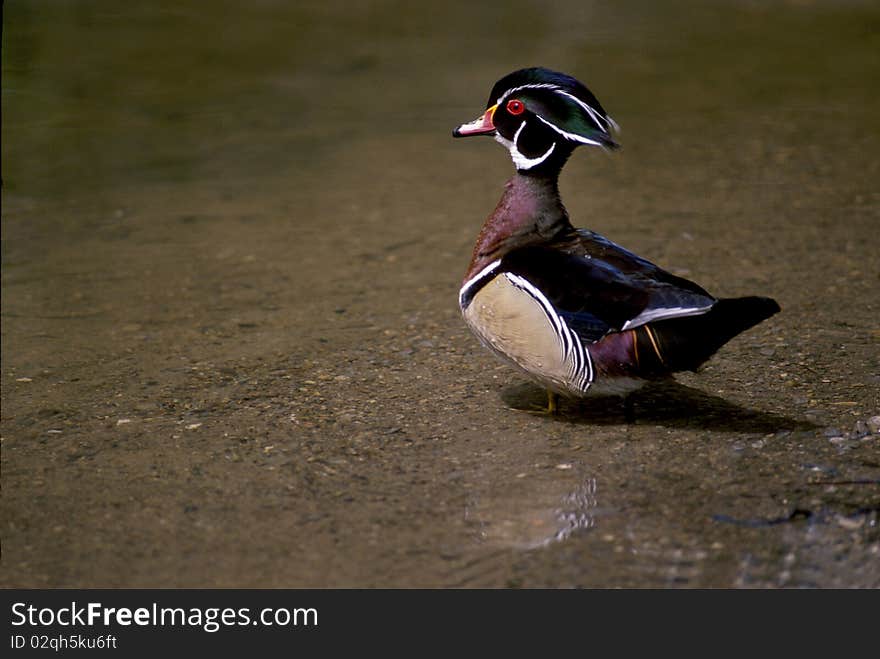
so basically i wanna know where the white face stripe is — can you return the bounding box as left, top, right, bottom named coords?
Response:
left=512, top=120, right=527, bottom=144
left=495, top=83, right=562, bottom=106
left=552, top=88, right=612, bottom=133
left=495, top=120, right=557, bottom=171
left=511, top=141, right=556, bottom=171
left=496, top=83, right=615, bottom=136
left=535, top=114, right=604, bottom=146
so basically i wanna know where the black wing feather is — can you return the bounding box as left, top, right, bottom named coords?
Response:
left=499, top=237, right=717, bottom=342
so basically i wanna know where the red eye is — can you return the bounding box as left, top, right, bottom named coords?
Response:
left=506, top=99, right=525, bottom=115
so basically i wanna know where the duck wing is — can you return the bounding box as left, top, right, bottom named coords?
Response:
left=498, top=233, right=716, bottom=342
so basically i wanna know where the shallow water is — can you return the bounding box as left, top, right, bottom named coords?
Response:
left=2, top=0, right=878, bottom=587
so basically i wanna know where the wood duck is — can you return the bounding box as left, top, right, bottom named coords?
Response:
left=453, top=67, right=780, bottom=413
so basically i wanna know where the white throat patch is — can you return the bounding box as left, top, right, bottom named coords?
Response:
left=495, top=121, right=556, bottom=171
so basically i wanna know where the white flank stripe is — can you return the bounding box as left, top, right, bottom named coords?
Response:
left=620, top=304, right=713, bottom=330
left=505, top=272, right=595, bottom=392
left=504, top=273, right=566, bottom=345
left=504, top=273, right=597, bottom=394
left=569, top=329, right=594, bottom=390
left=459, top=259, right=502, bottom=309
left=481, top=269, right=595, bottom=394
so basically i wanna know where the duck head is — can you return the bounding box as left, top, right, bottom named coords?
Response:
left=453, top=67, right=618, bottom=175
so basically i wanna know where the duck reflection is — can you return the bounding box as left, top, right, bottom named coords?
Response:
left=467, top=474, right=600, bottom=550
left=543, top=477, right=599, bottom=546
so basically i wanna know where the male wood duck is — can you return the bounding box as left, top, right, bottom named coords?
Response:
left=453, top=67, right=780, bottom=413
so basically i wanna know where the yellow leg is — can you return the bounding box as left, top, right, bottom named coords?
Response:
left=509, top=389, right=562, bottom=416
left=547, top=390, right=559, bottom=415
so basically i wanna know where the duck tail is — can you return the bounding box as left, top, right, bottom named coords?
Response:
left=642, top=296, right=781, bottom=373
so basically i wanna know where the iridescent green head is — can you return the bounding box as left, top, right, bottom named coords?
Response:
left=454, top=67, right=618, bottom=174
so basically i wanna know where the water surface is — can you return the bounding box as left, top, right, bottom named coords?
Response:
left=2, top=0, right=878, bottom=587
